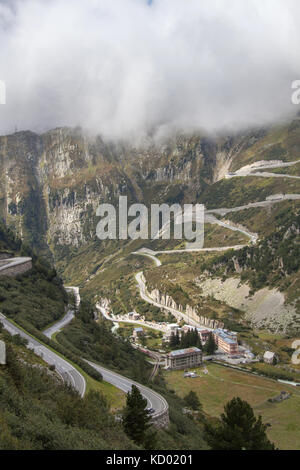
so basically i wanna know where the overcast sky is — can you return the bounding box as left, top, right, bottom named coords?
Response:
left=0, top=0, right=300, bottom=140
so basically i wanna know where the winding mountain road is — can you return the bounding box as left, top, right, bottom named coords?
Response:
left=206, top=193, right=300, bottom=216
left=225, top=159, right=300, bottom=180
left=205, top=213, right=258, bottom=243
left=136, top=194, right=300, bottom=257
left=37, top=283, right=169, bottom=419
left=132, top=249, right=162, bottom=267
left=0, top=258, right=86, bottom=397
left=43, top=310, right=75, bottom=339
left=43, top=287, right=80, bottom=339
left=135, top=271, right=201, bottom=328
left=0, top=255, right=168, bottom=420
left=0, top=312, right=86, bottom=397
left=131, top=192, right=300, bottom=328
left=239, top=171, right=300, bottom=180
left=97, top=303, right=167, bottom=333
left=1, top=158, right=299, bottom=421
left=41, top=301, right=169, bottom=420
left=46, top=302, right=169, bottom=420
left=86, top=360, right=169, bottom=419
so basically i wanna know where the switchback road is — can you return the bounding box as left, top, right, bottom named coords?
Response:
left=0, top=312, right=86, bottom=397
left=86, top=360, right=169, bottom=419
left=43, top=310, right=75, bottom=339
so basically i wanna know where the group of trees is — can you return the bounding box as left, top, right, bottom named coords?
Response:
left=169, top=328, right=202, bottom=350
left=169, top=329, right=218, bottom=355
left=0, top=219, right=22, bottom=253
left=123, top=385, right=275, bottom=451
left=203, top=333, right=218, bottom=355
left=0, top=336, right=135, bottom=450
left=0, top=270, right=67, bottom=331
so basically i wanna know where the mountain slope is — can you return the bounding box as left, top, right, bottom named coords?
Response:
left=0, top=119, right=300, bottom=333
left=0, top=219, right=67, bottom=329
left=0, top=328, right=136, bottom=450
left=0, top=125, right=276, bottom=262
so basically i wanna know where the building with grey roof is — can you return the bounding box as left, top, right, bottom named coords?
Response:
left=165, top=347, right=202, bottom=370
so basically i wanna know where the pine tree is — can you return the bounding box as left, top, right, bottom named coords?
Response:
left=180, top=331, right=185, bottom=348
left=196, top=333, right=202, bottom=350
left=192, top=328, right=201, bottom=348
left=122, top=385, right=153, bottom=447
left=184, top=391, right=202, bottom=411
left=204, top=397, right=276, bottom=450
left=203, top=332, right=217, bottom=355
left=187, top=330, right=192, bottom=347
left=191, top=329, right=196, bottom=346
left=170, top=332, right=177, bottom=348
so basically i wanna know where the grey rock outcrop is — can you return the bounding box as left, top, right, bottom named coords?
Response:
left=149, top=288, right=224, bottom=329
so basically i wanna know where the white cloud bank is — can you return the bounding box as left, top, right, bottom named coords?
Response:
left=0, top=0, right=300, bottom=139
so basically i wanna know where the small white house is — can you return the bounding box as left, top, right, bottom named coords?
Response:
left=133, top=327, right=144, bottom=339
left=263, top=351, right=278, bottom=365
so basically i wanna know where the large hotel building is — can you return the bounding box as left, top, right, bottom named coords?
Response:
left=165, top=347, right=203, bottom=370
left=213, top=329, right=239, bottom=355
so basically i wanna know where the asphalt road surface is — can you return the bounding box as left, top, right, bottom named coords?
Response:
left=97, top=304, right=166, bottom=333
left=225, top=159, right=300, bottom=179
left=206, top=193, right=300, bottom=216
left=86, top=360, right=169, bottom=418
left=43, top=310, right=75, bottom=339
left=132, top=249, right=162, bottom=267
left=0, top=256, right=32, bottom=272
left=0, top=313, right=86, bottom=397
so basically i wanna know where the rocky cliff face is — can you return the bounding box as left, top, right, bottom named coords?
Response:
left=0, top=128, right=136, bottom=256
left=0, top=126, right=265, bottom=262
left=149, top=287, right=224, bottom=329
left=0, top=131, right=48, bottom=253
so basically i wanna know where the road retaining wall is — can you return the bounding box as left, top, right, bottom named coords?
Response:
left=0, top=259, right=32, bottom=277
left=151, top=409, right=170, bottom=428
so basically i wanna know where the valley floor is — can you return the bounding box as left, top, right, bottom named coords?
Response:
left=165, top=363, right=300, bottom=450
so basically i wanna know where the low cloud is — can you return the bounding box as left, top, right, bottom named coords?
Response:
left=0, top=0, right=300, bottom=140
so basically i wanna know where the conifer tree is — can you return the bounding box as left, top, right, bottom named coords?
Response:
left=175, top=329, right=180, bottom=346
left=203, top=332, right=217, bottom=355
left=170, top=332, right=177, bottom=348
left=122, top=385, right=153, bottom=447
left=204, top=397, right=275, bottom=450
left=184, top=391, right=202, bottom=411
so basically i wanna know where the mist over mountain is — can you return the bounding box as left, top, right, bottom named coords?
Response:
left=1, top=0, right=300, bottom=140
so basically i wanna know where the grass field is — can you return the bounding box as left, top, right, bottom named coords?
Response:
left=164, top=363, right=300, bottom=450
